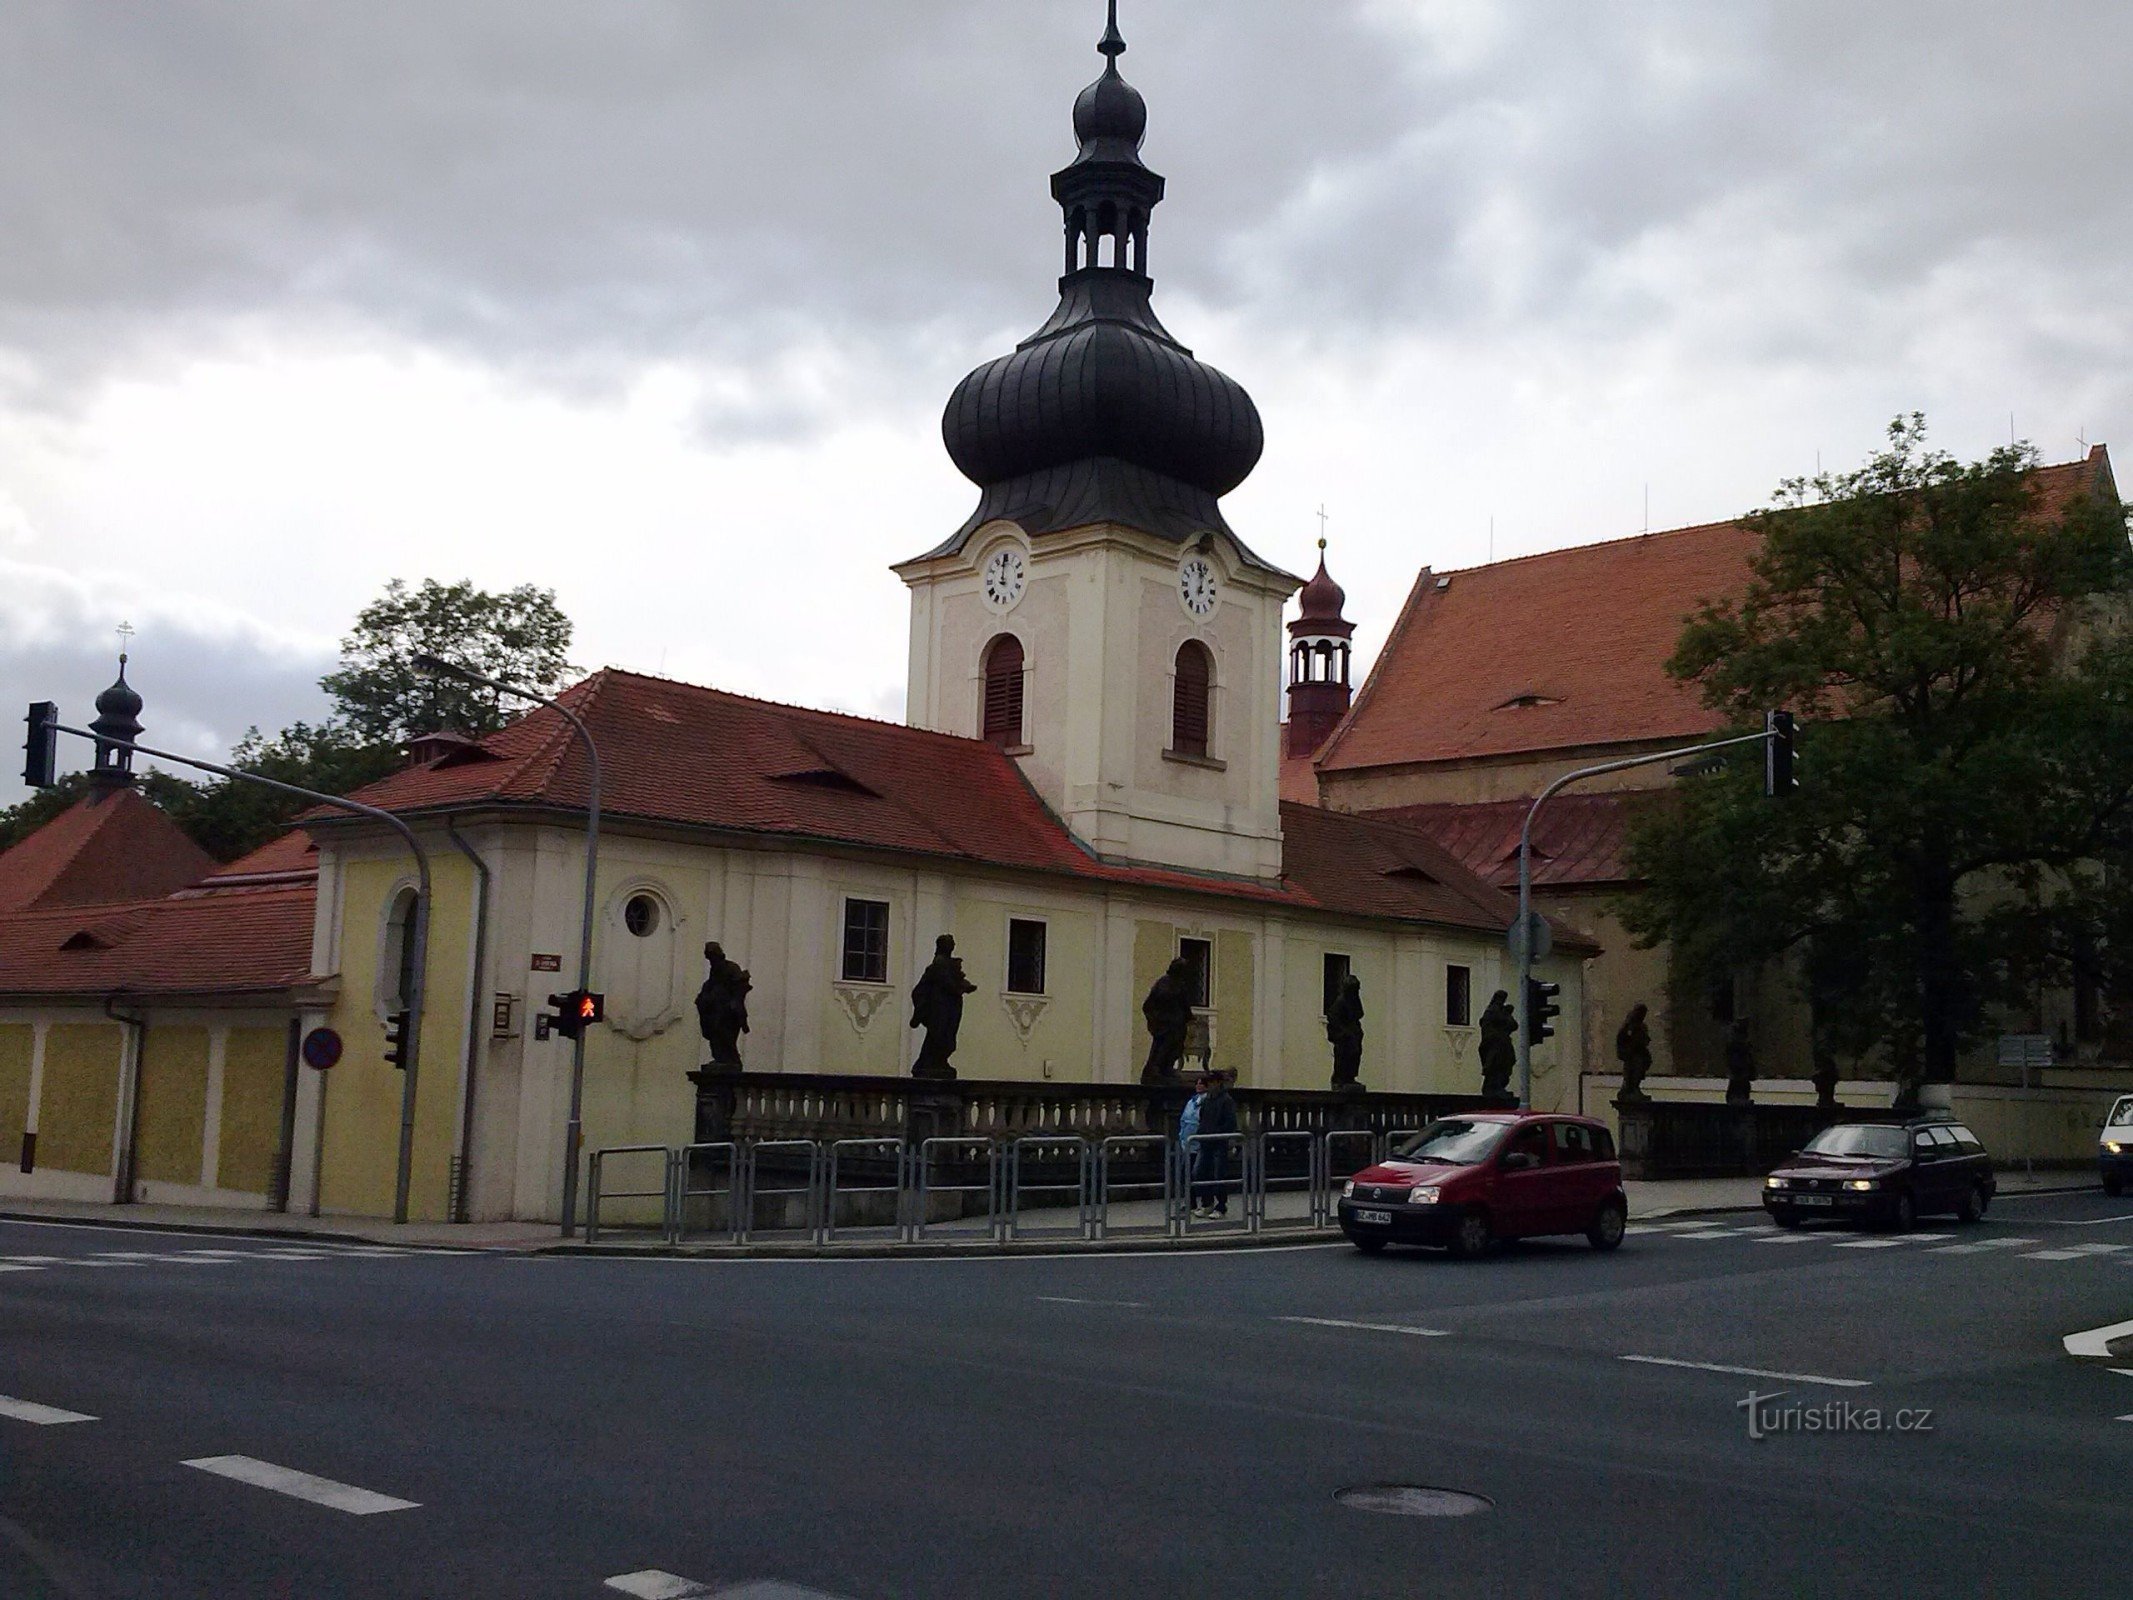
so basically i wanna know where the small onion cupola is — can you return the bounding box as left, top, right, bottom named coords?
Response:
left=1286, top=540, right=1355, bottom=762
left=89, top=653, right=145, bottom=790
left=936, top=1, right=1268, bottom=553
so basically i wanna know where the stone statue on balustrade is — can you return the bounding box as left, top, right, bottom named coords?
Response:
left=910, top=933, right=978, bottom=1081
left=1614, top=1003, right=1652, bottom=1105
left=1725, top=1018, right=1755, bottom=1106
left=1327, top=974, right=1365, bottom=1092
left=1477, top=989, right=1517, bottom=1100
left=694, top=941, right=752, bottom=1073
left=1140, top=958, right=1195, bottom=1086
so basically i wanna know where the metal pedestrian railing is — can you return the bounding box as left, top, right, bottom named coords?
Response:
left=910, top=1136, right=1002, bottom=1243
left=1092, top=1134, right=1174, bottom=1240
left=670, top=1140, right=741, bottom=1244
left=1005, top=1135, right=1094, bottom=1242
left=581, top=1122, right=1439, bottom=1250
left=583, top=1144, right=673, bottom=1244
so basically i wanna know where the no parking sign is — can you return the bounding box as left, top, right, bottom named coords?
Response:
left=301, top=1027, right=343, bottom=1070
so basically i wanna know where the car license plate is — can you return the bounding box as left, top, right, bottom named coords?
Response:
left=1354, top=1208, right=1393, bottom=1225
left=1795, top=1195, right=1833, bottom=1207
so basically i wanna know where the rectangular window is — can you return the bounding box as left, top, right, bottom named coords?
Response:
left=1445, top=964, right=1472, bottom=1027
left=1178, top=937, right=1212, bottom=1009
left=840, top=898, right=890, bottom=984
left=1007, top=918, right=1048, bottom=995
left=1322, top=953, right=1351, bottom=1019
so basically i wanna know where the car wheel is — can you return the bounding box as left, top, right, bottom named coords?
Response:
left=2106, top=1172, right=2125, bottom=1199
left=1956, top=1182, right=1987, bottom=1224
left=1351, top=1235, right=1386, bottom=1254
left=1449, top=1208, right=1494, bottom=1259
left=1587, top=1199, right=1626, bottom=1252
left=1890, top=1190, right=1917, bottom=1232
left=1770, top=1209, right=1802, bottom=1230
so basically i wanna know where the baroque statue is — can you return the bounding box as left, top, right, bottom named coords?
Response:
left=1140, top=958, right=1195, bottom=1086
left=694, top=941, right=752, bottom=1072
left=1615, top=1003, right=1652, bottom=1104
left=1477, top=989, right=1517, bottom=1100
left=1725, top=1017, right=1755, bottom=1105
left=1327, top=974, right=1365, bottom=1091
left=910, top=933, right=978, bottom=1080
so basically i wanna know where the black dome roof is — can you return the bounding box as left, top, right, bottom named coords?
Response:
left=922, top=3, right=1273, bottom=562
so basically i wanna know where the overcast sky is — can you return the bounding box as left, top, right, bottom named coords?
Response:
left=6, top=0, right=2132, bottom=804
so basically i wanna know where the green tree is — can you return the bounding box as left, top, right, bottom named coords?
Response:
left=150, top=722, right=405, bottom=862
left=321, top=578, right=575, bottom=744
left=1620, top=417, right=2133, bottom=1103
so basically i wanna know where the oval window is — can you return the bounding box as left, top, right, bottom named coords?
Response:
left=624, top=894, right=662, bottom=938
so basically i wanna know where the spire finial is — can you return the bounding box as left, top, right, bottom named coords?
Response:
left=116, top=619, right=134, bottom=672
left=1099, top=0, right=1124, bottom=61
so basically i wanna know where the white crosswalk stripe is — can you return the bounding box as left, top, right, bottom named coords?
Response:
left=0, top=1245, right=433, bottom=1275
left=1929, top=1237, right=2038, bottom=1254
left=183, top=1455, right=418, bottom=1514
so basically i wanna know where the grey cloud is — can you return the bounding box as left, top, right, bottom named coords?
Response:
left=0, top=560, right=334, bottom=805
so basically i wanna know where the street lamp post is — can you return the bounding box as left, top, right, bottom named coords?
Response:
left=412, top=655, right=600, bottom=1237
left=1512, top=727, right=1780, bottom=1109
left=30, top=712, right=434, bottom=1221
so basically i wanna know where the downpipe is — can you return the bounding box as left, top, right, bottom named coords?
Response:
left=103, top=993, right=147, bottom=1205
left=444, top=815, right=493, bottom=1225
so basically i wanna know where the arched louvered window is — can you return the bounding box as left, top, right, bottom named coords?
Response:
left=1172, top=640, right=1213, bottom=758
left=982, top=634, right=1026, bottom=748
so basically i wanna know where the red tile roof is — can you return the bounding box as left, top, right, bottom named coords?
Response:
left=1319, top=449, right=2116, bottom=774
left=328, top=669, right=1576, bottom=945
left=0, top=881, right=317, bottom=999
left=0, top=788, right=219, bottom=914
left=190, top=829, right=320, bottom=888
left=1362, top=793, right=1649, bottom=891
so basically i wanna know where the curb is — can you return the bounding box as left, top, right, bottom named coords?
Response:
left=0, top=1209, right=532, bottom=1254
left=540, top=1227, right=1344, bottom=1261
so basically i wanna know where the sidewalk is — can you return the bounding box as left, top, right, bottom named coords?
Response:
left=0, top=1166, right=2099, bottom=1253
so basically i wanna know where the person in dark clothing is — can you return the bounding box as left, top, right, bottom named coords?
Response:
left=1192, top=1068, right=1241, bottom=1217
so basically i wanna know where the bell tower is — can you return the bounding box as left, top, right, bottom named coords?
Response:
left=896, top=3, right=1300, bottom=880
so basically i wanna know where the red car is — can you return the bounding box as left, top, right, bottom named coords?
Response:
left=1337, top=1112, right=1628, bottom=1257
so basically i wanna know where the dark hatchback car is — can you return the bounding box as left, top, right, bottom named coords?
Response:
left=1337, top=1112, right=1627, bottom=1257
left=1763, top=1117, right=1995, bottom=1230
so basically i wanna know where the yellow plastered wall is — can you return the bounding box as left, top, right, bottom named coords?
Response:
left=944, top=899, right=1099, bottom=1081
left=1214, top=930, right=1254, bottom=1079
left=0, top=1025, right=31, bottom=1152
left=219, top=1027, right=287, bottom=1194
left=134, top=1026, right=210, bottom=1185
left=38, top=1023, right=123, bottom=1177
left=320, top=852, right=474, bottom=1220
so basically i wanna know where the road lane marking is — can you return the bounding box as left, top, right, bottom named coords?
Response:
left=1830, top=1238, right=1913, bottom=1249
left=1929, top=1237, right=2038, bottom=1253
left=2023, top=1249, right=2093, bottom=1260
left=0, top=1394, right=96, bottom=1425
left=2048, top=1213, right=2133, bottom=1226
left=0, top=1255, right=66, bottom=1264
left=606, top=1573, right=715, bottom=1599
left=181, top=1456, right=418, bottom=1514
left=1753, top=1233, right=1822, bottom=1243
left=254, top=1249, right=335, bottom=1260
left=0, top=1264, right=41, bottom=1274
left=1672, top=1228, right=1749, bottom=1239
left=2062, top=1242, right=2127, bottom=1254
left=1275, top=1316, right=1450, bottom=1338
left=1620, top=1355, right=1870, bottom=1389
left=1036, top=1296, right=1149, bottom=1308
left=2063, top=1318, right=2133, bottom=1358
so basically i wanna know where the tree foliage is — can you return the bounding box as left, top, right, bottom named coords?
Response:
left=1, top=578, right=575, bottom=863
left=1620, top=417, right=2133, bottom=1098
left=321, top=578, right=575, bottom=745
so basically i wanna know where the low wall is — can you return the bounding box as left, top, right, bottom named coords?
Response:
left=1582, top=1075, right=2125, bottom=1168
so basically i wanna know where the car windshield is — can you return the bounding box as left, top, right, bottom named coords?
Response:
left=2110, top=1097, right=2133, bottom=1127
left=1801, top=1124, right=1909, bottom=1159
left=1393, top=1120, right=1510, bottom=1166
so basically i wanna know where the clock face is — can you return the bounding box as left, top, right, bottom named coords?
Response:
left=1179, top=555, right=1219, bottom=618
left=981, top=546, right=1028, bottom=612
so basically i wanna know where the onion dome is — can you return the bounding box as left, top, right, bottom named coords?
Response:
left=89, top=653, right=144, bottom=788
left=929, top=2, right=1272, bottom=563
left=1293, top=541, right=1352, bottom=638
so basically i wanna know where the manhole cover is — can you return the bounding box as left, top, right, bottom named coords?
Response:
left=1335, top=1484, right=1493, bottom=1518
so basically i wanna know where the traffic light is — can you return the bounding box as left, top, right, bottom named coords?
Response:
left=1524, top=977, right=1561, bottom=1047
left=23, top=703, right=56, bottom=789
left=547, top=990, right=605, bottom=1040
left=382, top=1010, right=412, bottom=1070
left=1764, top=709, right=1797, bottom=798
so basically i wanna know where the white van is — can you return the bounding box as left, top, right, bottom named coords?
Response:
left=2102, top=1095, right=2133, bottom=1197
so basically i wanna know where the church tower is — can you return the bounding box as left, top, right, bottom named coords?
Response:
left=1284, top=542, right=1354, bottom=763
left=895, top=4, right=1299, bottom=880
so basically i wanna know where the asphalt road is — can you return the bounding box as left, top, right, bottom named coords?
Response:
left=3, top=1191, right=2131, bottom=1599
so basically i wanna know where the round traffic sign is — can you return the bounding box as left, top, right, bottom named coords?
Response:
left=300, top=1027, right=343, bottom=1070
left=1505, top=911, right=1553, bottom=965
